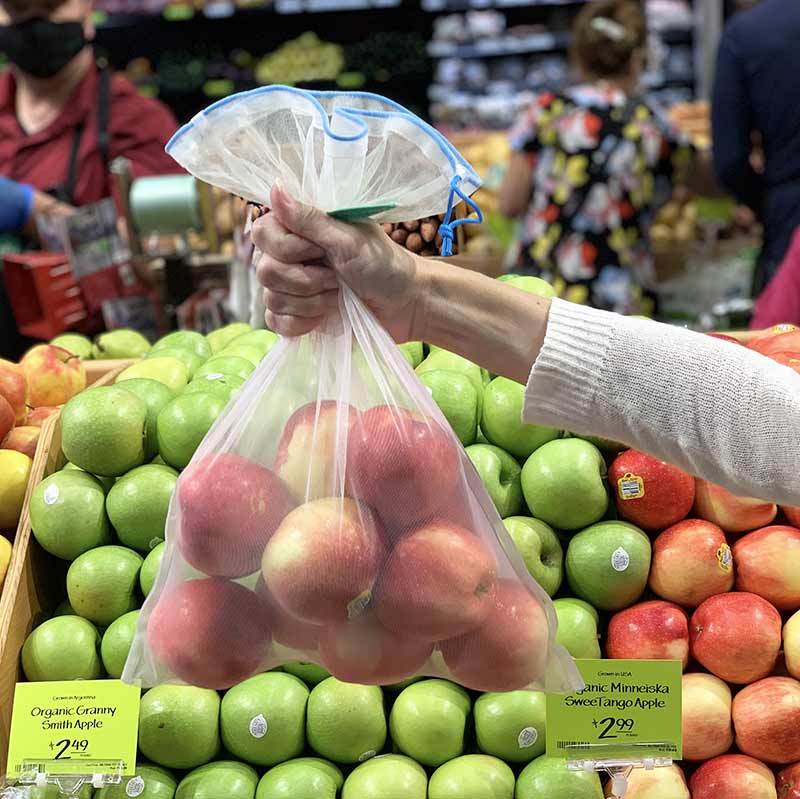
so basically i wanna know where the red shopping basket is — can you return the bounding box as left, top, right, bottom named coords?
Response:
left=3, top=252, right=88, bottom=340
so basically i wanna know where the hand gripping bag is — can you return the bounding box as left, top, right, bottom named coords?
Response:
left=123, top=87, right=582, bottom=695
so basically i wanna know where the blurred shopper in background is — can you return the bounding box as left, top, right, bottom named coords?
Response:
left=712, top=0, right=800, bottom=295
left=750, top=227, right=800, bottom=329
left=499, top=0, right=693, bottom=316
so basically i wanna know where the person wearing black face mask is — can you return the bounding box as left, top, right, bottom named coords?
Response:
left=0, top=0, right=181, bottom=218
left=0, top=0, right=181, bottom=359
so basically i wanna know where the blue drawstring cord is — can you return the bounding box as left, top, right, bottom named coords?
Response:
left=438, top=175, right=484, bottom=257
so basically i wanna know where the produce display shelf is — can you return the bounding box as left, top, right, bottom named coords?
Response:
left=427, top=32, right=570, bottom=59
left=85, top=359, right=136, bottom=387
left=422, top=0, right=586, bottom=11
left=0, top=364, right=130, bottom=775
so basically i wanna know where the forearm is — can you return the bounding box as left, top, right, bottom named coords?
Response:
left=525, top=301, right=800, bottom=507
left=27, top=190, right=74, bottom=232
left=498, top=154, right=533, bottom=218
left=415, top=257, right=549, bottom=384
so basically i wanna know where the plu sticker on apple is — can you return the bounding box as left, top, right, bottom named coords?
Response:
left=617, top=473, right=645, bottom=501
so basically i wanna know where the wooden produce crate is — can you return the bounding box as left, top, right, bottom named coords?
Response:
left=0, top=362, right=130, bottom=773
left=85, top=359, right=135, bottom=386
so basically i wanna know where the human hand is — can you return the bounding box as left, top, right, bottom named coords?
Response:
left=252, top=184, right=425, bottom=341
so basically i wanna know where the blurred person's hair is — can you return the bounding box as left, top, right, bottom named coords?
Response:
left=571, top=0, right=647, bottom=80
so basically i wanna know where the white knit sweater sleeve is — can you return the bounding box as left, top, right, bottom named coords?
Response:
left=524, top=299, right=800, bottom=507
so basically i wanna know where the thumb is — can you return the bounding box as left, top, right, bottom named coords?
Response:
left=270, top=183, right=338, bottom=249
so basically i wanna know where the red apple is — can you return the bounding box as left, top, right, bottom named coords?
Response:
left=734, top=526, right=800, bottom=611
left=771, top=351, right=800, bottom=376
left=0, top=361, right=28, bottom=424
left=649, top=519, right=734, bottom=607
left=733, top=677, right=800, bottom=764
left=20, top=344, right=85, bottom=407
left=0, top=395, right=13, bottom=444
left=274, top=400, right=358, bottom=502
left=681, top=673, right=733, bottom=761
left=608, top=450, right=695, bottom=530
left=25, top=406, right=59, bottom=428
left=375, top=521, right=496, bottom=641
left=708, top=333, right=743, bottom=345
left=261, top=497, right=385, bottom=625
left=694, top=478, right=777, bottom=533
left=777, top=762, right=800, bottom=799
left=1, top=426, right=40, bottom=459
left=147, top=577, right=272, bottom=689
left=346, top=405, right=460, bottom=529
left=784, top=506, right=800, bottom=527
left=749, top=326, right=800, bottom=358
left=440, top=579, right=549, bottom=692
left=318, top=611, right=433, bottom=685
left=690, top=592, right=782, bottom=683
left=606, top=600, right=689, bottom=666
left=178, top=453, right=296, bottom=578
left=786, top=610, right=800, bottom=681
left=690, top=755, right=777, bottom=799
left=254, top=576, right=321, bottom=652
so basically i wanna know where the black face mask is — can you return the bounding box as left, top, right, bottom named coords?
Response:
left=0, top=17, right=89, bottom=79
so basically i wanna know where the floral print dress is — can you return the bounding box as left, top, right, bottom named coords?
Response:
left=509, top=83, right=691, bottom=315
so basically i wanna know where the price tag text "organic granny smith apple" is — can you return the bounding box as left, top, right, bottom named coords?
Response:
left=7, top=680, right=140, bottom=778
left=546, top=659, right=682, bottom=760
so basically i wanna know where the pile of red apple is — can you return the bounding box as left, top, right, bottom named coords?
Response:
left=147, top=400, right=553, bottom=695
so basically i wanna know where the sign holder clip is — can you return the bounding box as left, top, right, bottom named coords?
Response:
left=13, top=759, right=124, bottom=796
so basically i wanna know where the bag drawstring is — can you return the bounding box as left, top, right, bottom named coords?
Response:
left=439, top=175, right=484, bottom=257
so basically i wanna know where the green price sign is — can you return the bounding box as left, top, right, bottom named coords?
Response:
left=7, top=680, right=140, bottom=778
left=546, top=659, right=683, bottom=760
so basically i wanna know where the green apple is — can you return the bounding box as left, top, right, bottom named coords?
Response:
left=30, top=471, right=111, bottom=560
left=66, top=545, right=143, bottom=626
left=28, top=785, right=93, bottom=799
left=54, top=599, right=76, bottom=616
left=221, top=672, right=309, bottom=766
left=95, top=764, right=177, bottom=799
left=146, top=347, right=205, bottom=380
left=117, top=357, right=189, bottom=393
left=565, top=432, right=627, bottom=454
left=385, top=677, right=423, bottom=692
left=416, top=349, right=485, bottom=414
left=428, top=754, right=514, bottom=799
left=419, top=369, right=479, bottom=445
left=184, top=372, right=245, bottom=402
left=106, top=464, right=177, bottom=552
left=342, top=754, right=427, bottom=799
left=255, top=758, right=342, bottom=799
left=475, top=690, right=546, bottom=763
left=282, top=661, right=330, bottom=685
left=152, top=330, right=212, bottom=362
left=389, top=679, right=471, bottom=767
left=466, top=443, right=523, bottom=518
left=140, top=541, right=166, bottom=597
left=156, top=392, right=226, bottom=469
left=100, top=609, right=140, bottom=678
left=497, top=274, right=557, bottom=298
left=21, top=616, right=102, bottom=681
left=565, top=520, right=652, bottom=611
left=176, top=761, right=258, bottom=799
left=503, top=516, right=563, bottom=596
left=398, top=342, right=424, bottom=368
left=195, top=355, right=255, bottom=381
left=207, top=322, right=251, bottom=354
left=552, top=598, right=601, bottom=659
left=139, top=685, right=220, bottom=770
left=516, top=756, right=603, bottom=799
left=62, top=386, right=148, bottom=476
left=219, top=343, right=264, bottom=366
left=51, top=333, right=93, bottom=360
left=482, top=377, right=559, bottom=458
left=307, top=678, right=386, bottom=764
left=116, top=378, right=175, bottom=460
left=229, top=329, right=279, bottom=357
left=95, top=329, right=152, bottom=359
left=521, top=438, right=608, bottom=530
left=61, top=461, right=115, bottom=492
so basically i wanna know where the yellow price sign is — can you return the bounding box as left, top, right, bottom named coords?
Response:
left=7, top=680, right=140, bottom=778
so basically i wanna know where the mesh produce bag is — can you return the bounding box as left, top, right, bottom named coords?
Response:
left=123, top=87, right=581, bottom=694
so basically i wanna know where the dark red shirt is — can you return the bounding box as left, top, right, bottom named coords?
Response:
left=0, top=64, right=182, bottom=206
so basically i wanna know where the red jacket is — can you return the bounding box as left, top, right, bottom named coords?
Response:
left=0, top=64, right=182, bottom=207
left=751, top=226, right=800, bottom=329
